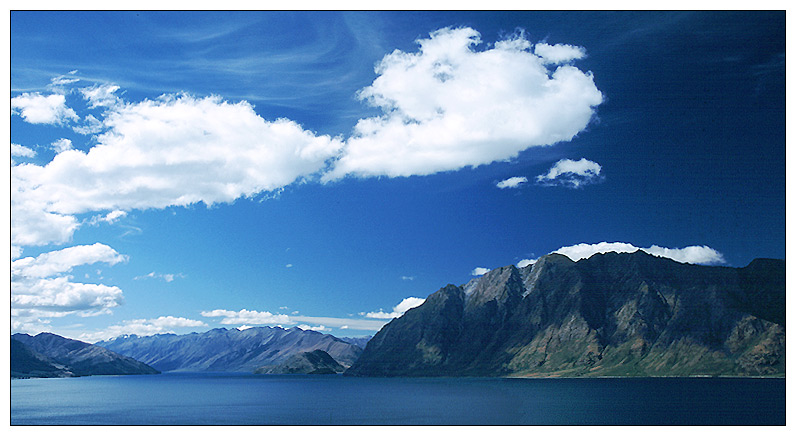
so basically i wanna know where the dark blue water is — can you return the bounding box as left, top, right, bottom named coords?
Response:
left=11, top=373, right=785, bottom=425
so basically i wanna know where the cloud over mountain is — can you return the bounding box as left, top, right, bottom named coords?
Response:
left=553, top=241, right=726, bottom=265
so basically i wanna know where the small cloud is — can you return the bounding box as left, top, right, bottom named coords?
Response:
left=536, top=158, right=603, bottom=189
left=400, top=275, right=415, bottom=281
left=364, top=297, right=426, bottom=319
left=340, top=325, right=349, bottom=330
left=296, top=324, right=331, bottom=332
left=285, top=264, right=293, bottom=268
left=86, top=210, right=127, bottom=226
left=496, top=176, right=528, bottom=189
left=201, top=308, right=291, bottom=325
left=80, top=84, right=121, bottom=108
left=134, top=271, right=184, bottom=282
left=517, top=258, right=537, bottom=268
left=11, top=92, right=79, bottom=125
left=534, top=43, right=587, bottom=64
left=471, top=267, right=490, bottom=276
left=11, top=143, right=36, bottom=158
left=51, top=138, right=74, bottom=154
left=279, top=306, right=289, bottom=310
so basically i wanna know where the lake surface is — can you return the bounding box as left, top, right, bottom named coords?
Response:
left=11, top=373, right=785, bottom=425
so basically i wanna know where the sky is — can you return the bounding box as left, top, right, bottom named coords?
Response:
left=8, top=11, right=786, bottom=342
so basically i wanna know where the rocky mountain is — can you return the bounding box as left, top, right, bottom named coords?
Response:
left=11, top=332, right=159, bottom=378
left=97, top=326, right=363, bottom=372
left=347, top=251, right=785, bottom=377
left=254, top=350, right=345, bottom=374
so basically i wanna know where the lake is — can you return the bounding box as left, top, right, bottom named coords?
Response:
left=11, top=373, right=785, bottom=425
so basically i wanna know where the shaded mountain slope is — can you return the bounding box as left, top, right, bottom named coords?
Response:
left=347, top=251, right=785, bottom=377
left=12, top=332, right=159, bottom=377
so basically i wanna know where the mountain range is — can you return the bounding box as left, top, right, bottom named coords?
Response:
left=347, top=251, right=785, bottom=377
left=97, top=326, right=364, bottom=372
left=12, top=251, right=785, bottom=379
left=12, top=332, right=159, bottom=378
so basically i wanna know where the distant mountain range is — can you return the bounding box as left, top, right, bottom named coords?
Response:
left=96, top=326, right=365, bottom=372
left=12, top=333, right=159, bottom=378
left=348, top=251, right=785, bottom=377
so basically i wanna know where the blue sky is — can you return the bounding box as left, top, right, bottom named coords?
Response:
left=9, top=11, right=785, bottom=342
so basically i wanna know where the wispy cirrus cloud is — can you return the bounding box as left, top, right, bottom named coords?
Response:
left=133, top=271, right=185, bottom=283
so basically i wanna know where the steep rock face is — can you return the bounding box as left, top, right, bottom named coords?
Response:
left=254, top=350, right=345, bottom=374
left=97, top=326, right=363, bottom=372
left=11, top=333, right=159, bottom=377
left=347, top=251, right=785, bottom=377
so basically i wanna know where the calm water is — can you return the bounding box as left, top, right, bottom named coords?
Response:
left=11, top=373, right=785, bottom=425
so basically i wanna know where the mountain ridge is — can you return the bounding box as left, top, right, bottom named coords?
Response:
left=97, top=325, right=364, bottom=372
left=347, top=251, right=785, bottom=377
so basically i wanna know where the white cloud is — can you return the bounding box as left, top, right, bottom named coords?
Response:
left=80, top=84, right=121, bottom=108
left=496, top=176, right=528, bottom=189
left=517, top=258, right=537, bottom=268
left=51, top=138, right=74, bottom=154
left=201, top=309, right=292, bottom=325
left=536, top=158, right=603, bottom=188
left=11, top=276, right=123, bottom=316
left=200, top=308, right=389, bottom=331
left=11, top=143, right=36, bottom=158
left=50, top=72, right=80, bottom=87
left=291, top=315, right=388, bottom=331
left=643, top=244, right=726, bottom=265
left=73, top=114, right=104, bottom=135
left=471, top=267, right=490, bottom=276
left=78, top=316, right=207, bottom=343
left=11, top=243, right=127, bottom=280
left=10, top=244, right=129, bottom=327
left=400, top=275, right=415, bottom=281
left=11, top=94, right=345, bottom=247
left=323, top=27, right=602, bottom=180
left=11, top=92, right=79, bottom=125
left=534, top=43, right=587, bottom=64
left=133, top=271, right=184, bottom=282
left=86, top=210, right=127, bottom=226
left=296, top=324, right=331, bottom=332
left=364, top=296, right=426, bottom=319
left=552, top=241, right=726, bottom=265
